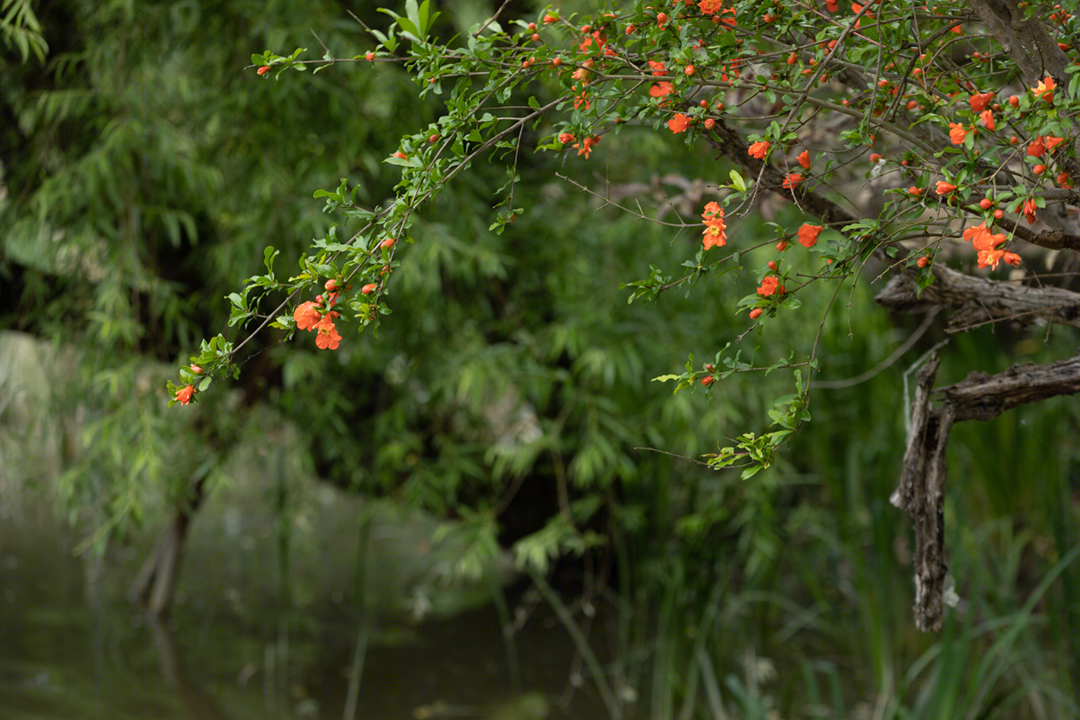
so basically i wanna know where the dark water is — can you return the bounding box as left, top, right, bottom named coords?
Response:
left=0, top=503, right=605, bottom=720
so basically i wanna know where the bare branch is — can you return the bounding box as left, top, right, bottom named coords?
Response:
left=875, top=263, right=1080, bottom=331
left=936, top=352, right=1080, bottom=421
left=893, top=351, right=1080, bottom=630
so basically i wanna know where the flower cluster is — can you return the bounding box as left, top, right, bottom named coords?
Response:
left=963, top=222, right=1021, bottom=270
left=295, top=286, right=344, bottom=350
left=701, top=201, right=726, bottom=250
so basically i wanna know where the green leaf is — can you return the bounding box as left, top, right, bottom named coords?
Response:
left=729, top=169, right=747, bottom=192
left=741, top=465, right=763, bottom=480
left=263, top=246, right=279, bottom=275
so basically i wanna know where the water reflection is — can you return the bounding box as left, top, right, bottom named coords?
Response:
left=0, top=496, right=604, bottom=720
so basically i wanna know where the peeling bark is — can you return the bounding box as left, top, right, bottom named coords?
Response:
left=875, top=264, right=1080, bottom=332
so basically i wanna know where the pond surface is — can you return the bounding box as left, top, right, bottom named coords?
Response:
left=0, top=497, right=605, bottom=720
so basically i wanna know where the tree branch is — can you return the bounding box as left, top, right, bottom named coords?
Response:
left=894, top=350, right=1080, bottom=630
left=875, top=263, right=1080, bottom=331
left=936, top=352, right=1080, bottom=421
left=966, top=0, right=1069, bottom=85
left=892, top=354, right=951, bottom=632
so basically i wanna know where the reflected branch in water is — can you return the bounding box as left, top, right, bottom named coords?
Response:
left=145, top=613, right=232, bottom=720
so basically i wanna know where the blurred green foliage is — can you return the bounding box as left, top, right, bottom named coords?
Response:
left=1, top=1, right=1078, bottom=718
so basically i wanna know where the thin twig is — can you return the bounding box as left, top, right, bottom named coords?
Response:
left=813, top=308, right=940, bottom=389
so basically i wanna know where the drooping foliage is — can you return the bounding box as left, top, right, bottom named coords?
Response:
left=3, top=0, right=1080, bottom=716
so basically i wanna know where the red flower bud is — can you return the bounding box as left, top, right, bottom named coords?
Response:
left=362, top=283, right=378, bottom=294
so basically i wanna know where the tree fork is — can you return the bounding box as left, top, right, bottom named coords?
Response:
left=895, top=352, right=1080, bottom=630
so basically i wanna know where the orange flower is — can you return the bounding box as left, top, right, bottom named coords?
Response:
left=797, top=224, right=823, bottom=248
left=797, top=150, right=811, bottom=169
left=977, top=248, right=1006, bottom=269
left=573, top=89, right=590, bottom=110
left=558, top=132, right=575, bottom=144
left=294, top=301, right=321, bottom=331
left=702, top=218, right=726, bottom=250
left=699, top=0, right=724, bottom=13
left=1023, top=198, right=1038, bottom=224
left=757, top=275, right=785, bottom=297
left=648, top=59, right=666, bottom=76
left=1031, top=76, right=1056, bottom=102
left=314, top=315, right=342, bottom=350
left=578, top=31, right=606, bottom=54
left=980, top=109, right=994, bottom=130
left=968, top=91, right=995, bottom=112
left=909, top=186, right=924, bottom=196
left=1027, top=137, right=1045, bottom=157
left=174, top=384, right=196, bottom=405
left=702, top=202, right=726, bottom=250
left=1003, top=251, right=1022, bottom=267
left=649, top=82, right=673, bottom=98
left=935, top=181, right=956, bottom=195
left=574, top=135, right=600, bottom=158
left=782, top=173, right=803, bottom=189
left=962, top=222, right=1005, bottom=252
left=748, top=140, right=771, bottom=159
left=948, top=122, right=967, bottom=144
left=668, top=113, right=691, bottom=133
left=1044, top=135, right=1065, bottom=153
